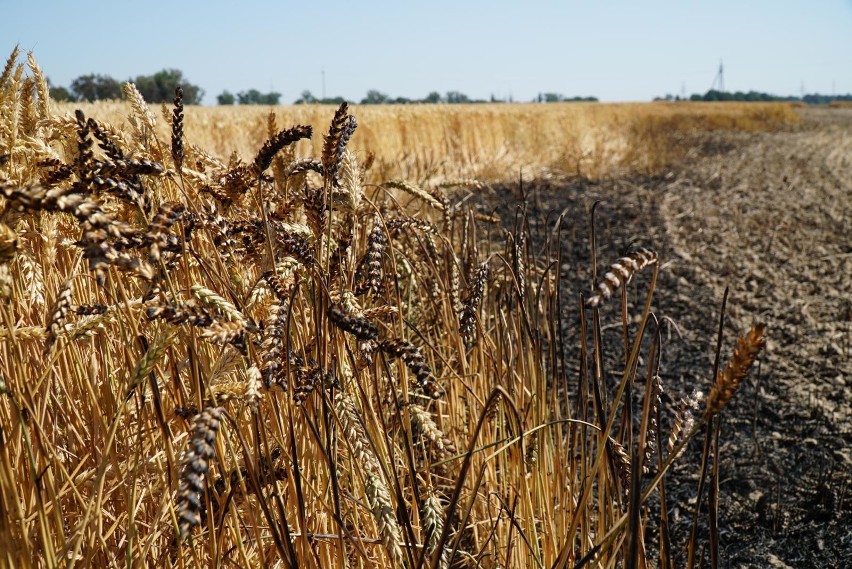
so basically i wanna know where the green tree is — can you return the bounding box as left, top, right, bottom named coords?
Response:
left=47, top=78, right=73, bottom=102
left=237, top=89, right=262, bottom=104
left=133, top=69, right=203, bottom=104
left=235, top=89, right=281, bottom=105
left=361, top=89, right=390, bottom=104
left=294, top=90, right=317, bottom=104
left=445, top=91, right=470, bottom=104
left=217, top=90, right=236, bottom=105
left=70, top=74, right=122, bottom=101
left=423, top=91, right=442, bottom=104
left=50, top=86, right=73, bottom=102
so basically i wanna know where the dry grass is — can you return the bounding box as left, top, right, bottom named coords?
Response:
left=0, top=51, right=771, bottom=568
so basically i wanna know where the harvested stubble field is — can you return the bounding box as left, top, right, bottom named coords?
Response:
left=0, top=49, right=848, bottom=568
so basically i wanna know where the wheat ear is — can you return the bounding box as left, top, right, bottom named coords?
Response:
left=703, top=324, right=766, bottom=420
left=175, top=407, right=223, bottom=541
left=586, top=247, right=658, bottom=307
left=170, top=87, right=184, bottom=169
left=334, top=392, right=405, bottom=566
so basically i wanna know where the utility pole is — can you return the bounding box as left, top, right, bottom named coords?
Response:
left=321, top=67, right=326, bottom=100
left=709, top=60, right=725, bottom=93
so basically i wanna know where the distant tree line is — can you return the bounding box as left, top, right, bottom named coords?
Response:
left=47, top=69, right=600, bottom=106
left=281, top=89, right=597, bottom=106
left=655, top=89, right=852, bottom=104
left=216, top=89, right=281, bottom=105
left=535, top=93, right=598, bottom=103
left=49, top=69, right=203, bottom=104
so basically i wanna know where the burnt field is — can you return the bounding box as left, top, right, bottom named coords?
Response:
left=478, top=107, right=851, bottom=567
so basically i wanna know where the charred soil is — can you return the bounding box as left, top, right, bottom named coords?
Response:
left=474, top=108, right=851, bottom=568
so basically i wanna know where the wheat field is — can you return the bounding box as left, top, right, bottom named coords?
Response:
left=57, top=99, right=799, bottom=183
left=0, top=50, right=778, bottom=568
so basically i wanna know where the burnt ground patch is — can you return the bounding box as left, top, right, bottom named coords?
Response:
left=469, top=108, right=851, bottom=567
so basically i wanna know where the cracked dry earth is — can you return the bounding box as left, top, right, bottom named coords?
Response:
left=481, top=107, right=851, bottom=568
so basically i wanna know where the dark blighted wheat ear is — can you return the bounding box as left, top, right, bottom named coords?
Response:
left=327, top=304, right=379, bottom=341
left=354, top=225, right=387, bottom=296
left=44, top=278, right=73, bottom=356
left=276, top=230, right=316, bottom=266
left=144, top=201, right=185, bottom=263
left=385, top=216, right=439, bottom=237
left=379, top=338, right=444, bottom=399
left=94, top=158, right=163, bottom=178
left=703, top=323, right=766, bottom=420
left=262, top=270, right=293, bottom=302
left=40, top=159, right=74, bottom=187
left=331, top=115, right=356, bottom=186
left=586, top=247, right=658, bottom=308
left=459, top=261, right=490, bottom=342
left=321, top=103, right=351, bottom=187
left=259, top=301, right=289, bottom=389
left=89, top=174, right=147, bottom=210
left=88, top=117, right=124, bottom=161
left=175, top=406, right=223, bottom=541
left=643, top=374, right=663, bottom=474
left=171, top=87, right=184, bottom=170
left=514, top=234, right=527, bottom=302
left=667, top=390, right=702, bottom=459
left=146, top=300, right=214, bottom=327
left=302, top=184, right=327, bottom=238
left=283, top=158, right=323, bottom=178
left=253, top=125, right=312, bottom=176
left=608, top=436, right=632, bottom=495
left=74, top=110, right=94, bottom=176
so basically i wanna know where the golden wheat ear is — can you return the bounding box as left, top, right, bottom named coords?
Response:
left=703, top=323, right=766, bottom=420
left=586, top=247, right=658, bottom=307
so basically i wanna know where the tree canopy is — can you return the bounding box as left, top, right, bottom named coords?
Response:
left=61, top=69, right=203, bottom=103
left=235, top=89, right=281, bottom=105
left=132, top=69, right=203, bottom=104
left=70, top=74, right=123, bottom=102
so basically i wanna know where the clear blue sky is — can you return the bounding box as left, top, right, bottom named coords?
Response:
left=3, top=1, right=851, bottom=104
